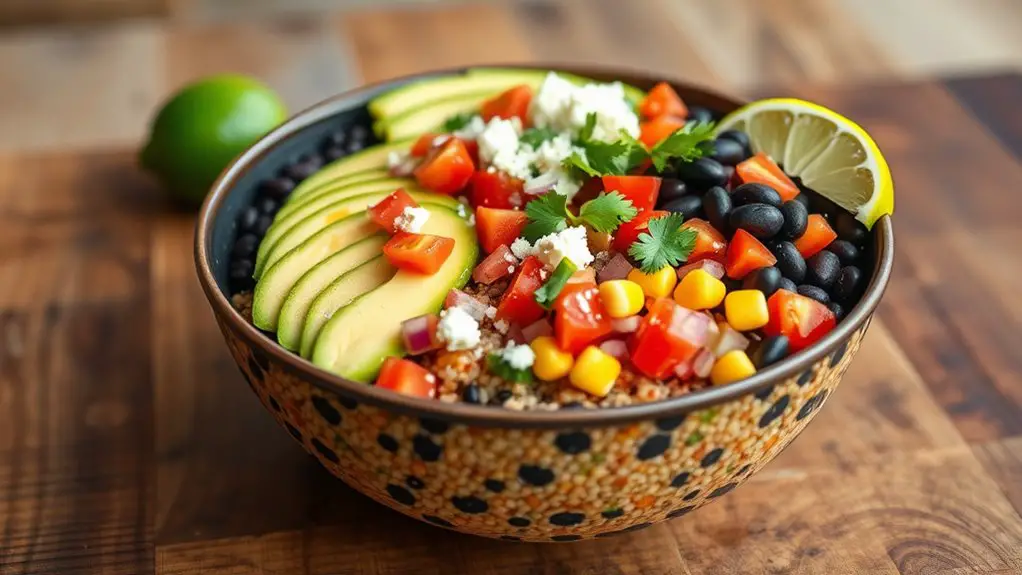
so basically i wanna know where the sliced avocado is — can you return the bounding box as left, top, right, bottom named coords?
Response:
left=294, top=139, right=412, bottom=192
left=288, top=167, right=391, bottom=204
left=311, top=206, right=478, bottom=381
left=468, top=67, right=647, bottom=107
left=255, top=188, right=459, bottom=278
left=275, top=176, right=412, bottom=224
left=375, top=91, right=493, bottom=142
left=369, top=69, right=549, bottom=119
left=276, top=235, right=392, bottom=351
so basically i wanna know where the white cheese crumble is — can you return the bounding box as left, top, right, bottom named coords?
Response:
left=437, top=307, right=481, bottom=351
left=499, top=342, right=535, bottom=370
left=484, top=306, right=498, bottom=320
left=510, top=237, right=535, bottom=261
left=493, top=319, right=509, bottom=334
left=533, top=226, right=594, bottom=270
left=393, top=206, right=430, bottom=233
left=477, top=117, right=531, bottom=180
left=453, top=114, right=487, bottom=140
left=530, top=72, right=640, bottom=143
left=387, top=150, right=409, bottom=169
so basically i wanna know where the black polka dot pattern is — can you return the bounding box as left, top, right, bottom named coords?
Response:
left=508, top=516, right=531, bottom=527
left=246, top=355, right=264, bottom=380
left=738, top=463, right=753, bottom=476
left=420, top=417, right=450, bottom=435
left=797, top=390, right=828, bottom=421
left=311, top=438, right=339, bottom=464
left=830, top=340, right=849, bottom=367
left=269, top=397, right=281, bottom=411
left=754, top=384, right=775, bottom=400
left=548, top=512, right=585, bottom=526
left=683, top=490, right=700, bottom=501
left=667, top=506, right=695, bottom=519
left=671, top=471, right=690, bottom=487
left=595, top=522, right=652, bottom=538
left=655, top=415, right=685, bottom=431
left=518, top=464, right=555, bottom=486
left=285, top=422, right=302, bottom=442
left=709, top=482, right=738, bottom=498
left=423, top=515, right=453, bottom=528
left=338, top=395, right=358, bottom=410
left=311, top=396, right=341, bottom=425
left=387, top=484, right=415, bottom=506
left=484, top=479, right=505, bottom=493
left=413, top=434, right=442, bottom=462
left=797, top=369, right=814, bottom=387
left=554, top=431, right=591, bottom=455
left=377, top=433, right=399, bottom=453
left=759, top=395, right=790, bottom=428
left=406, top=476, right=425, bottom=490
left=601, top=509, right=623, bottom=519
left=551, top=535, right=581, bottom=542
left=701, top=447, right=724, bottom=468
left=451, top=496, right=488, bottom=514
left=637, top=434, right=671, bottom=460
left=251, top=349, right=270, bottom=373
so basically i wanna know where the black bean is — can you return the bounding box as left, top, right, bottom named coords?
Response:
left=826, top=240, right=859, bottom=264
left=260, top=177, right=296, bottom=201
left=716, top=129, right=750, bottom=151
left=752, top=335, right=789, bottom=368
left=778, top=277, right=797, bottom=293
left=462, top=383, right=481, bottom=404
left=662, top=195, right=704, bottom=219
left=254, top=215, right=273, bottom=236
left=797, top=284, right=830, bottom=304
left=232, top=233, right=259, bottom=258
left=349, top=124, right=371, bottom=144
left=809, top=193, right=840, bottom=218
left=732, top=183, right=782, bottom=208
left=779, top=200, right=808, bottom=240
left=729, top=203, right=783, bottom=239
left=658, top=179, right=687, bottom=202
left=806, top=251, right=841, bottom=289
left=710, top=138, right=746, bottom=166
left=257, top=196, right=279, bottom=215
left=284, top=156, right=322, bottom=181
left=677, top=158, right=728, bottom=190
left=722, top=277, right=743, bottom=293
left=229, top=258, right=254, bottom=281
left=495, top=390, right=513, bottom=403
left=772, top=241, right=806, bottom=283
left=322, top=145, right=347, bottom=162
left=687, top=106, right=714, bottom=124
left=238, top=206, right=259, bottom=232
left=827, top=301, right=845, bottom=320
left=325, top=129, right=348, bottom=147
left=722, top=165, right=735, bottom=186
left=793, top=192, right=811, bottom=211
left=702, top=186, right=731, bottom=234
left=834, top=211, right=867, bottom=245
left=742, top=266, right=782, bottom=298
left=833, top=266, right=864, bottom=304
left=345, top=140, right=366, bottom=154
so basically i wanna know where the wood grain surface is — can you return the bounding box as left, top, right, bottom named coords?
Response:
left=1, top=2, right=1021, bottom=574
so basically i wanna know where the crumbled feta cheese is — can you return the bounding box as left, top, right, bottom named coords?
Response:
left=393, top=206, right=430, bottom=233
left=437, top=307, right=481, bottom=351
left=530, top=72, right=640, bottom=142
left=493, top=319, right=509, bottom=334
left=387, top=150, right=409, bottom=169
left=506, top=265, right=515, bottom=274
left=456, top=203, right=467, bottom=218
left=453, top=115, right=487, bottom=140
left=510, top=238, right=535, bottom=260
left=503, top=252, right=516, bottom=263
left=433, top=135, right=450, bottom=147
left=484, top=306, right=498, bottom=320
left=467, top=213, right=476, bottom=226
left=499, top=342, right=535, bottom=370
left=425, top=373, right=437, bottom=384
left=478, top=117, right=531, bottom=180
left=533, top=226, right=594, bottom=270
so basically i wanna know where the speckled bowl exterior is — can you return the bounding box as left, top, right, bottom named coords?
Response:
left=195, top=65, right=894, bottom=542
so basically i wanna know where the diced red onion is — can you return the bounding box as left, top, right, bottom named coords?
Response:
left=611, top=315, right=641, bottom=333
left=677, top=259, right=725, bottom=281
left=597, top=253, right=634, bottom=283
left=523, top=171, right=559, bottom=195
left=674, top=358, right=693, bottom=380
left=712, top=323, right=750, bottom=357
left=444, top=289, right=488, bottom=321
left=599, top=339, right=629, bottom=361
left=506, top=323, right=527, bottom=345
left=693, top=348, right=715, bottom=379
left=521, top=318, right=553, bottom=342
left=389, top=155, right=420, bottom=177
left=666, top=306, right=712, bottom=348
left=401, top=314, right=440, bottom=355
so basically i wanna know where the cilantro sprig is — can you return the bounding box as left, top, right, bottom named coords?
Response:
left=522, top=191, right=638, bottom=242
left=628, top=213, right=698, bottom=273
left=535, top=259, right=577, bottom=309
left=486, top=354, right=533, bottom=383
left=442, top=112, right=474, bottom=132
left=649, top=121, right=716, bottom=171
left=520, top=127, right=558, bottom=148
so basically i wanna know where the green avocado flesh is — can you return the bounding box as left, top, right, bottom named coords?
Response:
left=293, top=139, right=411, bottom=193
left=283, top=168, right=390, bottom=209
left=277, top=176, right=412, bottom=221
left=276, top=236, right=392, bottom=351
left=375, top=91, right=492, bottom=142
left=312, top=206, right=478, bottom=382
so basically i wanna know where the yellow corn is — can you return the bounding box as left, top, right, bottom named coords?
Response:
left=569, top=345, right=622, bottom=397
left=598, top=280, right=645, bottom=318
left=710, top=350, right=756, bottom=385
left=530, top=336, right=574, bottom=381
left=673, top=269, right=726, bottom=310
left=627, top=266, right=677, bottom=299
left=724, top=289, right=769, bottom=331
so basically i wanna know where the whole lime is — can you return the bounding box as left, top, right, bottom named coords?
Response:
left=140, top=75, right=288, bottom=206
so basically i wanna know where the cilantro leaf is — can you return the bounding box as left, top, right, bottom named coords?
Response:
left=520, top=127, right=558, bottom=148
left=650, top=121, right=716, bottom=171
left=442, top=112, right=474, bottom=132
left=628, top=213, right=697, bottom=273
left=578, top=112, right=598, bottom=142
left=522, top=192, right=570, bottom=241
left=578, top=192, right=638, bottom=233
left=562, top=124, right=650, bottom=178
left=487, top=354, right=533, bottom=383
left=534, top=259, right=577, bottom=309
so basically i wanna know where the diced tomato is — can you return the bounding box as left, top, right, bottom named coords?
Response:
left=473, top=244, right=516, bottom=284
left=793, top=214, right=838, bottom=259
left=640, top=115, right=685, bottom=148
left=764, top=290, right=836, bottom=352
left=367, top=189, right=419, bottom=233
left=612, top=210, right=669, bottom=253
left=481, top=85, right=533, bottom=123
left=375, top=356, right=437, bottom=398
left=628, top=298, right=711, bottom=379
left=736, top=153, right=800, bottom=202
left=471, top=170, right=525, bottom=209
left=383, top=232, right=455, bottom=275
left=475, top=206, right=527, bottom=254
left=681, top=218, right=728, bottom=263
left=639, top=82, right=689, bottom=120
left=495, top=256, right=547, bottom=325
left=601, top=175, right=661, bottom=213
left=414, top=138, right=475, bottom=194
left=411, top=133, right=443, bottom=157
left=725, top=229, right=776, bottom=279
left=554, top=283, right=612, bottom=354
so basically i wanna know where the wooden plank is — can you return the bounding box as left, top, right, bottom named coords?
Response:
left=974, top=437, right=1022, bottom=518
left=944, top=73, right=1022, bottom=160
left=0, top=0, right=170, bottom=27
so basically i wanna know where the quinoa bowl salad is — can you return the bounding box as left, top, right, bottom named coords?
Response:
left=195, top=65, right=893, bottom=540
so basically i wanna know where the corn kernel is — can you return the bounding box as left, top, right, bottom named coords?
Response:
left=724, top=289, right=769, bottom=331
left=627, top=266, right=677, bottom=299
left=530, top=336, right=574, bottom=381
left=710, top=350, right=756, bottom=385
left=569, top=346, right=621, bottom=397
left=673, top=269, right=726, bottom=310
left=598, top=280, right=645, bottom=318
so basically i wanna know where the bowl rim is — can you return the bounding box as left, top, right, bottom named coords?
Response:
left=195, top=63, right=894, bottom=429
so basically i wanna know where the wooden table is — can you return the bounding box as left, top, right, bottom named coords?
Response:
left=2, top=5, right=1022, bottom=573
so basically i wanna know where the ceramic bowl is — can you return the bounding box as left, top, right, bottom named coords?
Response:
left=195, top=65, right=894, bottom=542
